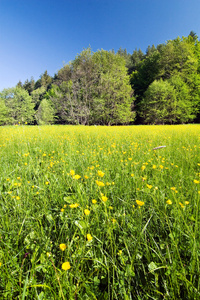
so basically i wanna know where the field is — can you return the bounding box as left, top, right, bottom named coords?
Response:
left=0, top=125, right=200, bottom=299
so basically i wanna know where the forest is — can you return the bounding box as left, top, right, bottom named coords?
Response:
left=1, top=31, right=200, bottom=126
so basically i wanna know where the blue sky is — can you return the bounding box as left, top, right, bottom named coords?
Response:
left=0, top=0, right=200, bottom=91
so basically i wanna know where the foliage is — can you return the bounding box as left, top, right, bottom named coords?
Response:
left=1, top=32, right=200, bottom=125
left=0, top=87, right=35, bottom=124
left=35, top=99, right=55, bottom=125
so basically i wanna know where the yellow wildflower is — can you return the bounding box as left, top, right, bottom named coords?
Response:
left=111, top=218, right=117, bottom=223
left=59, top=244, right=67, bottom=251
left=166, top=200, right=172, bottom=205
left=152, top=165, right=157, bottom=169
left=84, top=209, right=90, bottom=216
left=73, top=174, right=81, bottom=180
left=84, top=175, right=89, bottom=179
left=96, top=180, right=105, bottom=187
left=61, top=208, right=64, bottom=212
left=97, top=170, right=105, bottom=177
left=185, top=201, right=189, bottom=205
left=16, top=196, right=20, bottom=200
left=101, top=195, right=108, bottom=202
left=179, top=202, right=185, bottom=208
left=62, top=261, right=71, bottom=270
left=69, top=203, right=79, bottom=208
left=70, top=170, right=75, bottom=176
left=86, top=234, right=92, bottom=241
left=141, top=165, right=146, bottom=171
left=136, top=200, right=144, bottom=206
left=92, top=199, right=97, bottom=204
left=194, top=179, right=199, bottom=184
left=146, top=184, right=152, bottom=189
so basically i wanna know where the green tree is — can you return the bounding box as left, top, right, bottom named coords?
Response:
left=140, top=79, right=177, bottom=124
left=0, top=99, right=9, bottom=125
left=0, top=87, right=35, bottom=124
left=35, top=99, right=55, bottom=125
left=169, top=75, right=195, bottom=123
left=158, top=38, right=198, bottom=80
left=31, top=86, right=46, bottom=110
left=92, top=50, right=135, bottom=125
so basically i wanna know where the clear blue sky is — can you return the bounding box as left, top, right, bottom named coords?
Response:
left=0, top=0, right=199, bottom=91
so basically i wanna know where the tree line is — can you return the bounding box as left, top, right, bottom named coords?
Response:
left=1, top=31, right=200, bottom=125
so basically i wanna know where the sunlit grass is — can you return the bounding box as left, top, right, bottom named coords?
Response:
left=0, top=124, right=200, bottom=299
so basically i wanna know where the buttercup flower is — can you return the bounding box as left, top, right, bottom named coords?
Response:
left=86, top=234, right=93, bottom=241
left=166, top=200, right=172, bottom=205
left=62, top=261, right=71, bottom=270
left=69, top=203, right=79, bottom=208
left=136, top=200, right=144, bottom=206
left=101, top=195, right=108, bottom=202
left=96, top=180, right=105, bottom=187
left=60, top=244, right=67, bottom=251
left=97, top=171, right=105, bottom=177
left=73, top=174, right=81, bottom=180
left=194, top=179, right=199, bottom=184
left=84, top=209, right=90, bottom=216
left=146, top=184, right=152, bottom=189
left=70, top=170, right=75, bottom=176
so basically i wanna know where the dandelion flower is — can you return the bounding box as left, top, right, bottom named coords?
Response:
left=84, top=209, right=90, bottom=216
left=60, top=244, right=67, bottom=251
left=185, top=201, right=189, bottom=205
left=141, top=165, right=146, bottom=171
left=92, top=199, right=97, bottom=204
left=86, top=234, right=93, bottom=241
left=179, top=202, right=185, bottom=208
left=61, top=208, right=64, bottom=212
left=16, top=196, right=20, bottom=200
left=62, top=261, right=71, bottom=270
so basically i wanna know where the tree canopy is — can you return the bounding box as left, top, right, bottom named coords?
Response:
left=1, top=32, right=200, bottom=125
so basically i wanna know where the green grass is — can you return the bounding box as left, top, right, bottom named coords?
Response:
left=0, top=124, right=200, bottom=299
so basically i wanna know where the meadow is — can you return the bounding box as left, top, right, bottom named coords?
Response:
left=0, top=124, right=200, bottom=299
